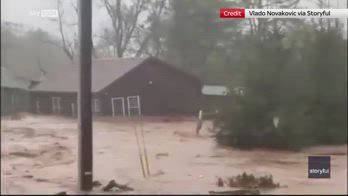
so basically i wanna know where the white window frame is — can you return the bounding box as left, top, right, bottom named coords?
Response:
left=111, top=97, right=125, bottom=117
left=93, top=98, right=101, bottom=114
left=52, top=97, right=61, bottom=114
left=127, top=95, right=141, bottom=116
left=36, top=100, right=40, bottom=114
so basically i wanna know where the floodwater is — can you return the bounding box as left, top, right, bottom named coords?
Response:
left=1, top=115, right=347, bottom=194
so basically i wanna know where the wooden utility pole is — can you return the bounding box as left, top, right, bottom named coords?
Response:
left=78, top=0, right=93, bottom=191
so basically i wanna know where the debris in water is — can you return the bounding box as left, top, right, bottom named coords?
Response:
left=22, top=175, right=33, bottom=178
left=155, top=153, right=169, bottom=159
left=114, top=181, right=134, bottom=191
left=92, top=180, right=102, bottom=187
left=56, top=191, right=67, bottom=195
left=209, top=189, right=260, bottom=195
left=35, top=178, right=49, bottom=182
left=216, top=177, right=224, bottom=187
left=103, top=180, right=116, bottom=192
left=223, top=172, right=280, bottom=189
left=152, top=170, right=165, bottom=177
left=102, top=179, right=134, bottom=192
left=9, top=151, right=37, bottom=158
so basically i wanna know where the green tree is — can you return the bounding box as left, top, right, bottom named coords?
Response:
left=216, top=22, right=347, bottom=150
left=163, top=0, right=241, bottom=83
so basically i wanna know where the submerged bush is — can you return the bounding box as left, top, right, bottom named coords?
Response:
left=215, top=93, right=347, bottom=150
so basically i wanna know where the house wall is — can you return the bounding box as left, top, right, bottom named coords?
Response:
left=29, top=91, right=103, bottom=117
left=1, top=87, right=29, bottom=116
left=99, top=58, right=202, bottom=116
left=29, top=91, right=78, bottom=116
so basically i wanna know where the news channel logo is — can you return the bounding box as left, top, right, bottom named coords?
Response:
left=29, top=9, right=58, bottom=18
left=308, top=156, right=330, bottom=178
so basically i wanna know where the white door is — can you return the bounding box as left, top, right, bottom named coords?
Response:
left=111, top=97, right=125, bottom=117
left=127, top=95, right=141, bottom=116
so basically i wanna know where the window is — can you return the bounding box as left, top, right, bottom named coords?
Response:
left=36, top=101, right=40, bottom=113
left=52, top=97, right=61, bottom=114
left=127, top=95, right=141, bottom=116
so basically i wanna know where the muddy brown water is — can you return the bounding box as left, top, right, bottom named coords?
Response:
left=1, top=115, right=347, bottom=194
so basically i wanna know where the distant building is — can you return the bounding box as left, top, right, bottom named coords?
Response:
left=1, top=67, right=31, bottom=116
left=29, top=57, right=202, bottom=116
left=201, top=85, right=230, bottom=114
left=201, top=85, right=245, bottom=114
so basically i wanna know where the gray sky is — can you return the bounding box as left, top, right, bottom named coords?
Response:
left=1, top=0, right=110, bottom=37
left=1, top=0, right=347, bottom=38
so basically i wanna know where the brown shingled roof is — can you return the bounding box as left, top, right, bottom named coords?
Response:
left=30, top=57, right=147, bottom=93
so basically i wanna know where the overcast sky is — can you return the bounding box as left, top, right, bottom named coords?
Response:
left=1, top=0, right=347, bottom=38
left=1, top=0, right=110, bottom=37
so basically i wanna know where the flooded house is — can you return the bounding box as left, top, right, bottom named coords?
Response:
left=1, top=66, right=31, bottom=116
left=29, top=57, right=203, bottom=117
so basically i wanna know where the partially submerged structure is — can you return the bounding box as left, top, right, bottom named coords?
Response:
left=1, top=67, right=31, bottom=116
left=201, top=85, right=230, bottom=113
left=29, top=57, right=202, bottom=116
left=3, top=57, right=244, bottom=118
left=201, top=85, right=245, bottom=114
